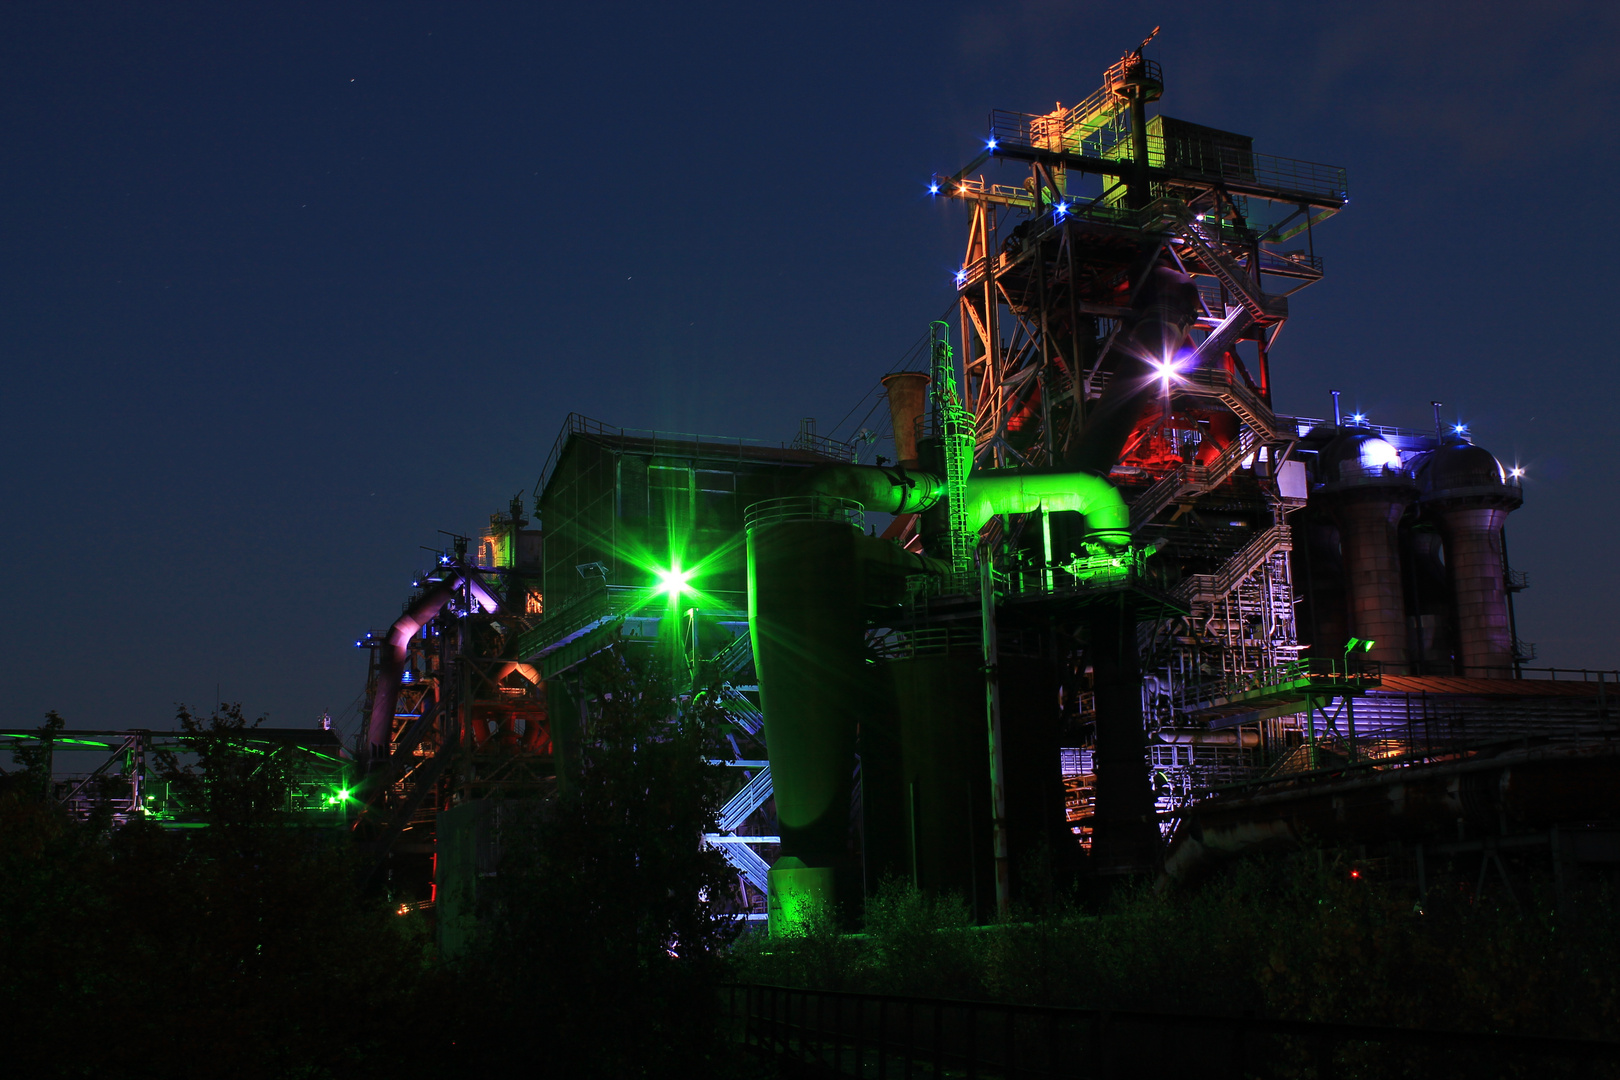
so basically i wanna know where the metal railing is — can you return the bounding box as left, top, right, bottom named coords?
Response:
left=1172, top=522, right=1291, bottom=602
left=981, top=117, right=1348, bottom=206
left=1518, top=666, right=1619, bottom=683
left=792, top=428, right=861, bottom=462
left=745, top=496, right=865, bottom=533
left=726, top=983, right=1620, bottom=1078
left=998, top=548, right=1153, bottom=600
left=534, top=412, right=776, bottom=503
left=1179, top=658, right=1381, bottom=712
left=867, top=625, right=1044, bottom=661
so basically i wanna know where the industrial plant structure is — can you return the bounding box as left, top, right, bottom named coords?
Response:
left=343, top=37, right=1619, bottom=936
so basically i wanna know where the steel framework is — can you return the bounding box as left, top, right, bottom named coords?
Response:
left=929, top=36, right=1350, bottom=834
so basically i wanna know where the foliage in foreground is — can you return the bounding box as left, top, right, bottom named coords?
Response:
left=1, top=660, right=754, bottom=1080
left=0, top=706, right=435, bottom=1080
left=732, top=856, right=1620, bottom=1041
left=444, top=650, right=746, bottom=1079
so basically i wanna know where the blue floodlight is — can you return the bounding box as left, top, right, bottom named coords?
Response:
left=985, top=136, right=998, bottom=150
left=1453, top=423, right=1469, bottom=435
left=928, top=181, right=940, bottom=195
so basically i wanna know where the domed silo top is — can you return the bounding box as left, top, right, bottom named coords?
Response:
left=1414, top=441, right=1522, bottom=506
left=1316, top=429, right=1413, bottom=492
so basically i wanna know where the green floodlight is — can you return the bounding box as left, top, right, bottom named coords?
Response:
left=654, top=564, right=693, bottom=598
left=1345, top=637, right=1375, bottom=655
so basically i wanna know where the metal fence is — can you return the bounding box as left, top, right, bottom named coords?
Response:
left=725, top=983, right=1620, bottom=1079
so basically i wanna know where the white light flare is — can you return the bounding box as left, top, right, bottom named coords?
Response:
left=1150, top=354, right=1183, bottom=389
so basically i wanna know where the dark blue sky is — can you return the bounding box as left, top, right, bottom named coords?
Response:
left=3, top=1, right=1616, bottom=737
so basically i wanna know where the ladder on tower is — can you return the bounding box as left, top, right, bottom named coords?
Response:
left=931, top=323, right=975, bottom=588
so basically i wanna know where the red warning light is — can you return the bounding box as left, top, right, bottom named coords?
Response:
left=1350, top=868, right=1362, bottom=879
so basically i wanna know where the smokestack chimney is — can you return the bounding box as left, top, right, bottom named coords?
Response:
left=881, top=372, right=930, bottom=469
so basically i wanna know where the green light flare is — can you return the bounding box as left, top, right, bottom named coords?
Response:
left=613, top=527, right=743, bottom=615
left=654, top=564, right=693, bottom=598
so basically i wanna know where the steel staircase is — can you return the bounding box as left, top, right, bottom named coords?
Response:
left=716, top=684, right=764, bottom=736
left=1174, top=523, right=1293, bottom=602
left=704, top=835, right=771, bottom=892
left=1130, top=427, right=1259, bottom=530
left=1187, top=305, right=1253, bottom=368
left=717, top=763, right=773, bottom=833
left=701, top=631, right=774, bottom=895
left=1175, top=217, right=1269, bottom=319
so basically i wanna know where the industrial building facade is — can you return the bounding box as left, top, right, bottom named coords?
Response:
left=344, top=38, right=1618, bottom=934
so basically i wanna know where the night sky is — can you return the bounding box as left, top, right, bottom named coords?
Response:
left=4, top=2, right=1616, bottom=742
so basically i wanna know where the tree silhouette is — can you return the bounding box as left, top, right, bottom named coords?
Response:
left=458, top=647, right=742, bottom=1077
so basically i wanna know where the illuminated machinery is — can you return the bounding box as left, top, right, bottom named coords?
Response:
left=912, top=32, right=1345, bottom=865
left=351, top=497, right=551, bottom=905
left=404, top=417, right=856, bottom=930
left=920, top=33, right=1620, bottom=893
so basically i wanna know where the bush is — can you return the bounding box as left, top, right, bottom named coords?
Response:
left=731, top=850, right=1620, bottom=1041
left=0, top=708, right=433, bottom=1080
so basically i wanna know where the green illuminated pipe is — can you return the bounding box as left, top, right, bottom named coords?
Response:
left=799, top=465, right=945, bottom=515
left=801, top=465, right=1129, bottom=544
left=961, top=470, right=1129, bottom=545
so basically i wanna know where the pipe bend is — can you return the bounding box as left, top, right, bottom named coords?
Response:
left=962, top=468, right=1131, bottom=545
left=797, top=464, right=945, bottom=516
left=366, top=579, right=458, bottom=757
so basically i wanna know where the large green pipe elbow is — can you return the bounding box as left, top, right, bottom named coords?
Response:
left=962, top=470, right=1131, bottom=545
left=799, top=465, right=945, bottom=515
left=800, top=464, right=1129, bottom=546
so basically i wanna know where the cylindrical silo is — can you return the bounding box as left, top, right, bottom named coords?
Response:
left=882, top=650, right=993, bottom=911
left=1314, top=429, right=1417, bottom=671
left=1414, top=442, right=1523, bottom=678
left=881, top=372, right=930, bottom=470
left=747, top=505, right=870, bottom=932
